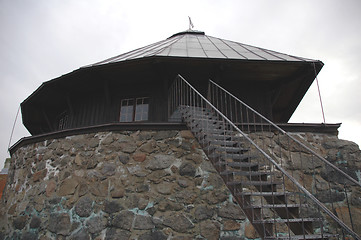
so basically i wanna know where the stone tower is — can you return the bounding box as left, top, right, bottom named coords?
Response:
left=1, top=30, right=360, bottom=239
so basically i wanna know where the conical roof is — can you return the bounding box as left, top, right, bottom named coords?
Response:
left=86, top=30, right=317, bottom=68
left=21, top=29, right=323, bottom=136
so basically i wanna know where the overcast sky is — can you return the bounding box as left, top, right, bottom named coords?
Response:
left=1, top=0, right=361, bottom=169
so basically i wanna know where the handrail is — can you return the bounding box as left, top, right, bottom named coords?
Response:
left=169, top=74, right=360, bottom=239
left=209, top=79, right=361, bottom=187
left=206, top=78, right=360, bottom=239
left=209, top=79, right=361, bottom=188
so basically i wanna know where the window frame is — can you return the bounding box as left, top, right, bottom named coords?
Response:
left=57, top=111, right=69, bottom=130
left=119, top=97, right=149, bottom=122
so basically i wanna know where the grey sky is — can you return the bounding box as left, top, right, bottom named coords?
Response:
left=1, top=0, right=361, bottom=168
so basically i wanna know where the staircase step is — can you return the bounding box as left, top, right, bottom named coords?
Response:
left=245, top=203, right=303, bottom=219
left=237, top=191, right=294, bottom=208
left=208, top=139, right=241, bottom=146
left=184, top=113, right=218, bottom=120
left=253, top=217, right=319, bottom=235
left=209, top=152, right=252, bottom=161
left=221, top=170, right=272, bottom=182
left=255, top=218, right=321, bottom=236
left=193, top=127, right=234, bottom=135
left=209, top=146, right=248, bottom=153
left=264, top=234, right=335, bottom=240
left=190, top=118, right=225, bottom=124
left=179, top=106, right=208, bottom=112
left=184, top=115, right=217, bottom=122
left=244, top=204, right=302, bottom=209
left=183, top=106, right=207, bottom=111
left=194, top=131, right=236, bottom=140
left=237, top=191, right=291, bottom=197
left=189, top=117, right=224, bottom=123
left=252, top=218, right=320, bottom=224
left=220, top=170, right=271, bottom=177
left=189, top=122, right=223, bottom=130
left=214, top=161, right=259, bottom=169
left=227, top=180, right=282, bottom=187
left=203, top=134, right=240, bottom=141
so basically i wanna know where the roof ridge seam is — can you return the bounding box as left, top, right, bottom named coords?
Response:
left=237, top=42, right=268, bottom=61
left=142, top=35, right=182, bottom=58
left=195, top=34, right=208, bottom=58
left=261, top=48, right=287, bottom=61
left=217, top=36, right=248, bottom=60
left=234, top=41, right=312, bottom=62
left=84, top=37, right=180, bottom=67
left=205, top=35, right=228, bottom=59
left=96, top=40, right=165, bottom=65
left=264, top=48, right=312, bottom=62
left=185, top=34, right=189, bottom=57
left=111, top=37, right=180, bottom=62
left=207, top=34, right=319, bottom=62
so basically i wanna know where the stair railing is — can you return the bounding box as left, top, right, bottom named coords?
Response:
left=168, top=74, right=360, bottom=239
left=207, top=79, right=361, bottom=239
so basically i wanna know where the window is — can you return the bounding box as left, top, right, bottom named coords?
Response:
left=120, top=97, right=149, bottom=122
left=134, top=97, right=149, bottom=121
left=58, top=111, right=69, bottom=130
left=119, top=99, right=134, bottom=122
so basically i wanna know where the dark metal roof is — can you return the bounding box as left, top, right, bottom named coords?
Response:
left=85, top=30, right=317, bottom=68
left=20, top=29, right=324, bottom=136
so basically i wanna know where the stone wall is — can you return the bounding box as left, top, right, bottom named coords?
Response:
left=0, top=130, right=251, bottom=240
left=0, top=175, right=7, bottom=200
left=249, top=131, right=361, bottom=234
left=1, top=130, right=360, bottom=239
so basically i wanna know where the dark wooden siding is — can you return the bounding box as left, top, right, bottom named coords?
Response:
left=57, top=78, right=171, bottom=131
left=55, top=76, right=278, bottom=131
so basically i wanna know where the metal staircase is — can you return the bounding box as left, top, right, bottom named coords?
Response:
left=168, top=74, right=361, bottom=240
